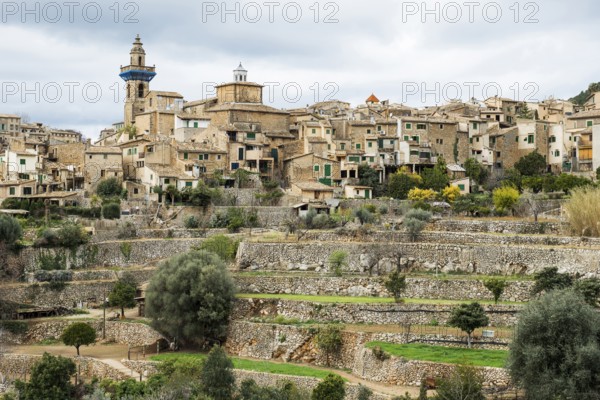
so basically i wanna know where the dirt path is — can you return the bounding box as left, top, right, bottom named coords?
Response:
left=12, top=344, right=130, bottom=360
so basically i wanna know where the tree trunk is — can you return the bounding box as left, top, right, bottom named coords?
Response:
left=76, top=345, right=80, bottom=356
left=121, top=306, right=125, bottom=318
left=467, top=333, right=472, bottom=348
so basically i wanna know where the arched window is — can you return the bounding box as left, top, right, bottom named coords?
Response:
left=138, top=56, right=142, bottom=65
left=138, top=83, right=144, bottom=98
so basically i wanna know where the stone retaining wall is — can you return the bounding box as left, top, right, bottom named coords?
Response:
left=12, top=238, right=207, bottom=272
left=122, top=359, right=393, bottom=400
left=303, top=229, right=600, bottom=248
left=92, top=227, right=228, bottom=243
left=225, top=321, right=509, bottom=371
left=236, top=275, right=533, bottom=302
left=0, top=354, right=127, bottom=382
left=3, top=320, right=164, bottom=347
left=428, top=219, right=566, bottom=235
left=213, top=206, right=295, bottom=227
left=0, top=281, right=116, bottom=308
left=237, top=241, right=600, bottom=276
left=232, top=298, right=520, bottom=326
left=352, top=347, right=511, bottom=388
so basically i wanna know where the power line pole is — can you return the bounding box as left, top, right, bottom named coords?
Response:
left=102, top=288, right=106, bottom=339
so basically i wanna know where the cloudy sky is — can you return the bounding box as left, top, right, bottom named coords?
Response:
left=1, top=0, right=598, bottom=139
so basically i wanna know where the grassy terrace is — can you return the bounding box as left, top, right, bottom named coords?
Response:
left=236, top=293, right=523, bottom=306
left=151, top=353, right=337, bottom=380
left=365, top=342, right=509, bottom=368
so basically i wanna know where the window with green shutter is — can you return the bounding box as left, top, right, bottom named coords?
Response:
left=326, top=129, right=331, bottom=134
left=356, top=143, right=361, bottom=149
left=9, top=187, right=15, bottom=195
left=311, top=129, right=316, bottom=134
left=183, top=152, right=188, bottom=160
left=405, top=123, right=412, bottom=130
left=587, top=120, right=593, bottom=127
left=314, top=165, right=320, bottom=172
left=186, top=182, right=192, bottom=187
left=368, top=142, right=373, bottom=148
left=20, top=159, right=25, bottom=165
left=341, top=143, right=346, bottom=150
left=247, top=133, right=256, bottom=140
left=528, top=135, right=534, bottom=144
left=458, top=184, right=465, bottom=191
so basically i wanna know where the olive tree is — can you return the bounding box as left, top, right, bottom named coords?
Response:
left=447, top=302, right=489, bottom=348
left=200, top=345, right=235, bottom=400
left=145, top=250, right=236, bottom=345
left=60, top=323, right=96, bottom=356
left=15, top=353, right=76, bottom=400
left=508, top=290, right=600, bottom=399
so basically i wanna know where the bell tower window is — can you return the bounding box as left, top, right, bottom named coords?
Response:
left=138, top=83, right=144, bottom=98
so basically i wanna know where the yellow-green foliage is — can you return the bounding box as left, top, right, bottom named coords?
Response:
left=408, top=188, right=436, bottom=202
left=492, top=186, right=520, bottom=213
left=442, top=186, right=461, bottom=203
left=565, top=187, right=600, bottom=237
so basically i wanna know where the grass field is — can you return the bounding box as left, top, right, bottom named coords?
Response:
left=365, top=342, right=509, bottom=368
left=236, top=293, right=522, bottom=306
left=151, top=353, right=337, bottom=380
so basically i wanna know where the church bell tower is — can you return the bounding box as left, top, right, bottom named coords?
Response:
left=119, top=35, right=156, bottom=126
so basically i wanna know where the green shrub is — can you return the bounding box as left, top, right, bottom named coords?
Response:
left=184, top=215, right=200, bottom=229
left=57, top=223, right=88, bottom=247
left=404, top=209, right=432, bottom=222
left=385, top=271, right=407, bottom=302
left=354, top=208, right=375, bottom=225
left=33, top=270, right=72, bottom=282
left=0, top=215, right=23, bottom=246
left=102, top=203, right=121, bottom=219
left=210, top=207, right=258, bottom=232
left=36, top=250, right=67, bottom=271
left=120, top=242, right=132, bottom=260
left=96, top=178, right=122, bottom=198
left=45, top=280, right=68, bottom=291
left=198, top=235, right=239, bottom=262
left=328, top=251, right=348, bottom=277
left=0, top=320, right=28, bottom=334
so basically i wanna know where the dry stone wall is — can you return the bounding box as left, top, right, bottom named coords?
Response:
left=236, top=275, right=534, bottom=302
left=0, top=281, right=116, bottom=308
left=225, top=321, right=509, bottom=370
left=122, top=359, right=393, bottom=400
left=3, top=319, right=164, bottom=347
left=11, top=238, right=206, bottom=272
left=352, top=347, right=511, bottom=387
left=237, top=241, right=600, bottom=276
left=303, top=229, right=600, bottom=248
left=428, top=219, right=566, bottom=235
left=232, top=298, right=520, bottom=326
left=0, top=354, right=128, bottom=382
